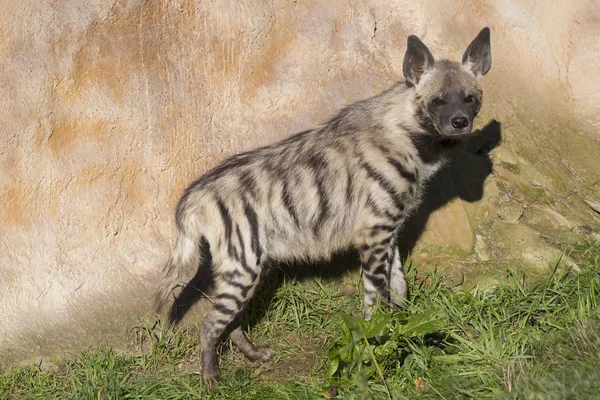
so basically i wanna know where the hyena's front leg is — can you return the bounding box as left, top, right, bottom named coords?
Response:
left=357, top=225, right=408, bottom=318
left=200, top=259, right=273, bottom=389
left=357, top=224, right=396, bottom=319
left=387, top=232, right=407, bottom=309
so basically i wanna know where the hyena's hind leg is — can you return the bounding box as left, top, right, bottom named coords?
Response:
left=229, top=318, right=276, bottom=362
left=200, top=259, right=274, bottom=388
left=356, top=224, right=407, bottom=319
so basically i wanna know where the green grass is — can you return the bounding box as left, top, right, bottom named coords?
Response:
left=1, top=240, right=599, bottom=399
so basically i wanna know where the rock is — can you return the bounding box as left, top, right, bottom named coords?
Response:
left=497, top=204, right=524, bottom=224
left=494, top=222, right=580, bottom=272
left=574, top=226, right=600, bottom=243
left=543, top=207, right=575, bottom=229
left=474, top=234, right=491, bottom=261
left=525, top=206, right=576, bottom=231
left=493, top=164, right=520, bottom=184
left=419, top=198, right=474, bottom=253
left=584, top=199, right=600, bottom=214
left=522, top=249, right=580, bottom=273
left=493, top=146, right=519, bottom=169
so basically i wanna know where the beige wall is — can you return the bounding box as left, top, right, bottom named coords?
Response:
left=1, top=0, right=599, bottom=363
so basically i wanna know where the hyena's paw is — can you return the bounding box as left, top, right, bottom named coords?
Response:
left=247, top=346, right=276, bottom=362
left=390, top=292, right=406, bottom=310
left=202, top=367, right=221, bottom=391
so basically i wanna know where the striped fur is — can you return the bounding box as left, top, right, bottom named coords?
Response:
left=155, top=28, right=491, bottom=387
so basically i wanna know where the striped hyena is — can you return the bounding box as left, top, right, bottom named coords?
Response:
left=156, top=28, right=492, bottom=387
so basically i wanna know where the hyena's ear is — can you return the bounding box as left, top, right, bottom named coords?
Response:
left=462, top=27, right=491, bottom=78
left=403, top=35, right=435, bottom=86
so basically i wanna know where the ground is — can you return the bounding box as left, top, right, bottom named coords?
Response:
left=1, top=240, right=599, bottom=399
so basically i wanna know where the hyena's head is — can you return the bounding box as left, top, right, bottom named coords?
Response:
left=403, top=28, right=491, bottom=138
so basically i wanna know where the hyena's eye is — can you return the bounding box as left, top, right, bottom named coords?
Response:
left=431, top=98, right=445, bottom=107
left=464, top=95, right=475, bottom=103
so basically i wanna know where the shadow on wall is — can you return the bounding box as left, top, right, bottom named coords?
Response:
left=396, top=119, right=502, bottom=262
left=165, top=120, right=502, bottom=326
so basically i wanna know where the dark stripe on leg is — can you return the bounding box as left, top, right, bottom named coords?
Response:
left=244, top=201, right=262, bottom=264
left=228, top=280, right=251, bottom=298
left=214, top=318, right=233, bottom=327
left=366, top=252, right=388, bottom=271
left=366, top=274, right=386, bottom=290
left=346, top=168, right=353, bottom=203
left=313, top=178, right=329, bottom=234
left=387, top=234, right=399, bottom=286
left=367, top=195, right=400, bottom=221
left=217, top=199, right=237, bottom=259
left=373, top=263, right=387, bottom=276
left=236, top=225, right=259, bottom=282
left=307, top=153, right=330, bottom=234
left=365, top=253, right=377, bottom=268
left=379, top=236, right=392, bottom=248
left=371, top=247, right=387, bottom=257
left=215, top=293, right=244, bottom=310
left=387, top=157, right=417, bottom=183
left=378, top=252, right=389, bottom=263
left=213, top=303, right=236, bottom=316
left=370, top=224, right=396, bottom=234
left=222, top=270, right=243, bottom=280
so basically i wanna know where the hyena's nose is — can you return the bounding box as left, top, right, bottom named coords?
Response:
left=451, top=116, right=469, bottom=129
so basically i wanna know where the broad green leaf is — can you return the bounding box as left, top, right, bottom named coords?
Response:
left=338, top=343, right=354, bottom=363
left=339, top=313, right=370, bottom=342
left=365, top=313, right=391, bottom=338
left=338, top=313, right=361, bottom=328
left=326, top=347, right=340, bottom=379
left=362, top=365, right=376, bottom=379
left=353, top=344, right=367, bottom=362
left=396, top=309, right=448, bottom=337
left=336, top=315, right=353, bottom=345
left=374, top=340, right=398, bottom=357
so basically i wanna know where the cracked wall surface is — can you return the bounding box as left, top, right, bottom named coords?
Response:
left=1, top=0, right=599, bottom=363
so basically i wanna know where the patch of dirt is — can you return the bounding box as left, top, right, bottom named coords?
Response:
left=248, top=335, right=326, bottom=385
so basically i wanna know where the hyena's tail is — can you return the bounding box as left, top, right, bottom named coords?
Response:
left=154, top=210, right=210, bottom=322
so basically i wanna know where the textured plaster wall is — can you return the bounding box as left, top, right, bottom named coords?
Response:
left=1, top=0, right=599, bottom=362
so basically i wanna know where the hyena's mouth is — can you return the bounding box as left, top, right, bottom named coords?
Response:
left=421, top=113, right=473, bottom=138
left=441, top=123, right=472, bottom=137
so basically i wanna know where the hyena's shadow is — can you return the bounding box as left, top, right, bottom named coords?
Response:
left=168, top=120, right=501, bottom=328
left=395, top=119, right=502, bottom=263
